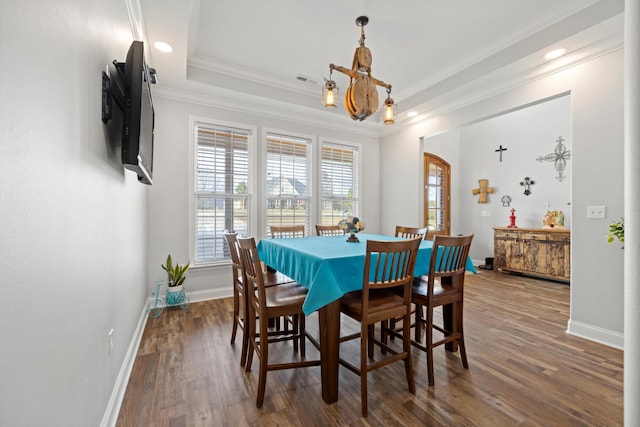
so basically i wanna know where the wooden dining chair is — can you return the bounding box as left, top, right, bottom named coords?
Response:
left=381, top=225, right=428, bottom=344
left=315, top=224, right=346, bottom=236
left=237, top=237, right=321, bottom=408
left=224, top=232, right=295, bottom=367
left=395, top=225, right=427, bottom=239
left=384, top=234, right=474, bottom=386
left=339, top=237, right=422, bottom=417
left=270, top=224, right=306, bottom=238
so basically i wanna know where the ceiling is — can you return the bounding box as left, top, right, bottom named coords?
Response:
left=139, top=0, right=624, bottom=134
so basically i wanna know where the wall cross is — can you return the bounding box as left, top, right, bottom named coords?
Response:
left=495, top=145, right=508, bottom=162
left=536, top=136, right=571, bottom=181
left=520, top=176, right=535, bottom=196
left=471, top=179, right=494, bottom=203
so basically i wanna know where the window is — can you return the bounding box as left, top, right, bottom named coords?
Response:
left=265, top=132, right=312, bottom=233
left=194, top=121, right=252, bottom=264
left=424, top=153, right=450, bottom=239
left=320, top=142, right=360, bottom=225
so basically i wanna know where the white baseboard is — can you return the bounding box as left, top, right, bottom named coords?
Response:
left=567, top=319, right=624, bottom=350
left=100, top=303, right=150, bottom=427
left=187, top=286, right=233, bottom=303
left=99, top=287, right=232, bottom=426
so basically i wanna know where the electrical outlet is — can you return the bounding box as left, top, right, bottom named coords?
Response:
left=587, top=205, right=606, bottom=218
left=108, top=328, right=114, bottom=356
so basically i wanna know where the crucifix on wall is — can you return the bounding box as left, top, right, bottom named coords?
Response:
left=495, top=145, right=507, bottom=162
left=520, top=176, right=535, bottom=195
left=472, top=179, right=494, bottom=203
left=536, top=136, right=571, bottom=181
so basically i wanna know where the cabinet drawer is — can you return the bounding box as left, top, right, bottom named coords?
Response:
left=547, top=233, right=570, bottom=243
left=519, top=232, right=548, bottom=241
left=495, top=230, right=518, bottom=240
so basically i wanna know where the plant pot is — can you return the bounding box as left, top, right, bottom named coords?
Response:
left=166, top=284, right=186, bottom=305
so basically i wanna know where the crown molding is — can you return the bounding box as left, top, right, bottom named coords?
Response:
left=156, top=11, right=623, bottom=141
left=153, top=85, right=382, bottom=139
left=188, top=55, right=320, bottom=98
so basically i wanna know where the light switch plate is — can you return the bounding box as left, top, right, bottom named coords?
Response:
left=587, top=205, right=606, bottom=218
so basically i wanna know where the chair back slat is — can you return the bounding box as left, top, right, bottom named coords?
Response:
left=316, top=224, right=346, bottom=236
left=395, top=225, right=427, bottom=240
left=270, top=225, right=306, bottom=238
left=429, top=234, right=473, bottom=281
left=364, top=237, right=422, bottom=292
left=237, top=237, right=267, bottom=313
left=224, top=232, right=243, bottom=285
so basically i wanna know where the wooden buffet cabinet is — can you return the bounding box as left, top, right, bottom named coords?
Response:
left=493, top=227, right=570, bottom=283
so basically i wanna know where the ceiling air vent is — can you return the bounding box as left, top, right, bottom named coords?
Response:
left=296, top=74, right=317, bottom=85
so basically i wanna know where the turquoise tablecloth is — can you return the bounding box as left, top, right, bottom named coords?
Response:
left=257, top=233, right=476, bottom=315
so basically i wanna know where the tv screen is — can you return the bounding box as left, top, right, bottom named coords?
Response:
left=122, top=41, right=154, bottom=185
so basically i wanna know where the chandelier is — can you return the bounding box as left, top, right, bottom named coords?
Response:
left=323, top=16, right=396, bottom=125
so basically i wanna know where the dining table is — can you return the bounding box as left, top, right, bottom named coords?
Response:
left=256, top=233, right=476, bottom=404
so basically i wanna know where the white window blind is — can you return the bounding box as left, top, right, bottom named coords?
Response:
left=320, top=142, right=360, bottom=225
left=265, top=132, right=311, bottom=233
left=195, top=122, right=251, bottom=263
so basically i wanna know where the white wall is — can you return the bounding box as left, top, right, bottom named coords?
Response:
left=0, top=1, right=151, bottom=426
left=381, top=48, right=624, bottom=348
left=148, top=94, right=381, bottom=299
left=449, top=95, right=571, bottom=262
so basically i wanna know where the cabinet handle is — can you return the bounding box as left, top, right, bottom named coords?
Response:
left=516, top=253, right=523, bottom=257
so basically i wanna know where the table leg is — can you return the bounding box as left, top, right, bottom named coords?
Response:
left=319, top=299, right=340, bottom=404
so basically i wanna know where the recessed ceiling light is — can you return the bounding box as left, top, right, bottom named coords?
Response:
left=544, top=48, right=566, bottom=60
left=407, top=111, right=418, bottom=118
left=154, top=41, right=173, bottom=53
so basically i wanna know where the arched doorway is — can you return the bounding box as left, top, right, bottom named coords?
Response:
left=424, top=154, right=450, bottom=239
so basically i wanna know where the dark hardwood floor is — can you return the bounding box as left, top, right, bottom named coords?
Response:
left=116, top=270, right=623, bottom=426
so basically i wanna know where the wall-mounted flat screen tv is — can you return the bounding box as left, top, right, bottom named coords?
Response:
left=102, top=40, right=155, bottom=185
left=121, top=41, right=154, bottom=185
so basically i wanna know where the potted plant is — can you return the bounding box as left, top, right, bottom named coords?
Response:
left=606, top=218, right=624, bottom=248
left=162, top=254, right=190, bottom=305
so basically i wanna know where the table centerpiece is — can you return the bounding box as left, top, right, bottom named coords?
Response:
left=338, top=217, right=365, bottom=242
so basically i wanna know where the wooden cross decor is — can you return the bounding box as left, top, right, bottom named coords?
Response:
left=472, top=179, right=494, bottom=203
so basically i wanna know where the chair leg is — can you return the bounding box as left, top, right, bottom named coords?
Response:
left=360, top=323, right=369, bottom=417
left=256, top=315, right=269, bottom=408
left=403, top=312, right=416, bottom=394
left=456, top=301, right=469, bottom=369
left=299, top=314, right=306, bottom=357
left=380, top=320, right=388, bottom=354
left=240, top=326, right=249, bottom=367
left=292, top=314, right=299, bottom=352
left=388, top=317, right=397, bottom=341
left=426, top=305, right=435, bottom=386
left=231, top=289, right=239, bottom=344
left=367, top=325, right=375, bottom=359
left=414, top=304, right=424, bottom=343
left=245, top=305, right=256, bottom=373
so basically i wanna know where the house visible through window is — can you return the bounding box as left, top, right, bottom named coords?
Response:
left=191, top=121, right=362, bottom=264
left=194, top=122, right=252, bottom=263
left=320, top=142, right=360, bottom=225
left=265, top=132, right=311, bottom=233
